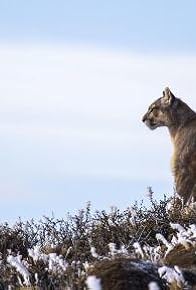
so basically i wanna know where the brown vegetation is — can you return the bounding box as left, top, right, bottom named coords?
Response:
left=0, top=195, right=195, bottom=289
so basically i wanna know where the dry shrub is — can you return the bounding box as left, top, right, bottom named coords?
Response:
left=0, top=192, right=195, bottom=288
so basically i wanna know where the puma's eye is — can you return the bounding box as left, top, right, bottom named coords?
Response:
left=150, top=107, right=159, bottom=115
left=150, top=107, right=156, bottom=113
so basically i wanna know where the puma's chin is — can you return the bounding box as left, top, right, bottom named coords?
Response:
left=145, top=120, right=160, bottom=130
left=149, top=123, right=160, bottom=130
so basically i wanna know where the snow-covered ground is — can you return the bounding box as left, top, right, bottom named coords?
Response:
left=4, top=222, right=196, bottom=289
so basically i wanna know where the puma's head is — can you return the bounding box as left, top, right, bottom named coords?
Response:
left=142, top=87, right=177, bottom=130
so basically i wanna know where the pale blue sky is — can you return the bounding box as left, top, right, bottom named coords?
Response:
left=0, top=1, right=196, bottom=221
left=0, top=0, right=196, bottom=52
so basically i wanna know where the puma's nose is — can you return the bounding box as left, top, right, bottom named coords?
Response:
left=142, top=114, right=147, bottom=122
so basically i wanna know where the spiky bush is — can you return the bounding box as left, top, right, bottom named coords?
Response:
left=0, top=192, right=195, bottom=289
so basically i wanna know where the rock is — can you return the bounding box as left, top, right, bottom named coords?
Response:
left=88, top=258, right=166, bottom=290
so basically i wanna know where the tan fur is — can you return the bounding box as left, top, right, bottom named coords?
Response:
left=142, top=87, right=196, bottom=204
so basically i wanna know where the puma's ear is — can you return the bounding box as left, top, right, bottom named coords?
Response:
left=162, top=87, right=175, bottom=106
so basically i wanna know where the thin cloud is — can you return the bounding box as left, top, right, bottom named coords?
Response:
left=0, top=43, right=195, bottom=219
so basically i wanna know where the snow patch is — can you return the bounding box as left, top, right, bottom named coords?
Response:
left=86, top=275, right=102, bottom=290
left=158, top=265, right=185, bottom=287
left=7, top=255, right=30, bottom=286
left=148, top=281, right=160, bottom=290
left=133, top=242, right=144, bottom=258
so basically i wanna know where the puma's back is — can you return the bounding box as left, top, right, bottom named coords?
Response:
left=142, top=87, right=196, bottom=204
